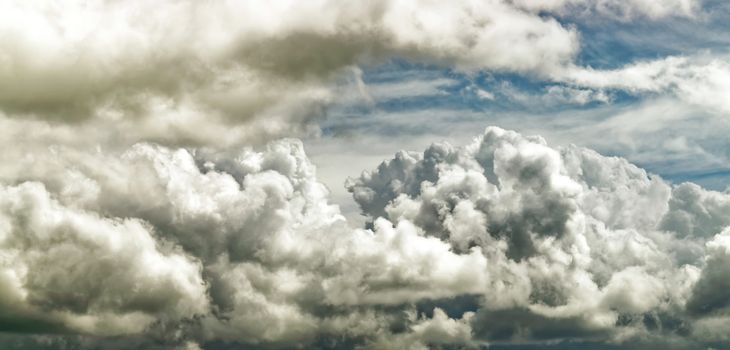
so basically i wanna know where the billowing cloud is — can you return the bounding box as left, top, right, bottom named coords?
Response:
left=348, top=126, right=730, bottom=347
left=0, top=134, right=493, bottom=348
left=0, top=182, right=209, bottom=337
left=0, top=126, right=728, bottom=348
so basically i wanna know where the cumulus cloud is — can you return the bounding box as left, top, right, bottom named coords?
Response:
left=348, top=126, right=730, bottom=347
left=0, top=126, right=727, bottom=348
left=0, top=182, right=208, bottom=337
left=0, top=134, right=495, bottom=348
left=687, top=228, right=730, bottom=315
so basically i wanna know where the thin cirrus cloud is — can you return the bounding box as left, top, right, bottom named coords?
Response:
left=1, top=0, right=730, bottom=349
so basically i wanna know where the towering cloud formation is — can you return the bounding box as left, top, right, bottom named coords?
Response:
left=0, top=127, right=728, bottom=349
left=347, top=127, right=730, bottom=347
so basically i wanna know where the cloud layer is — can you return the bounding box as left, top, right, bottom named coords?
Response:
left=0, top=0, right=579, bottom=148
left=3, top=0, right=724, bottom=152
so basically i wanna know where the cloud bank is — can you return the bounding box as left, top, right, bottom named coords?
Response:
left=0, top=127, right=728, bottom=348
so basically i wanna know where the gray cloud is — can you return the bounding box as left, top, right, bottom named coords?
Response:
left=0, top=0, right=580, bottom=148
left=4, top=1, right=723, bottom=152
left=0, top=135, right=493, bottom=348
left=686, top=228, right=730, bottom=316
left=0, top=182, right=208, bottom=337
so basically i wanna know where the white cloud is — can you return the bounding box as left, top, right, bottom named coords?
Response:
left=543, top=85, right=611, bottom=105
left=0, top=134, right=493, bottom=347
left=686, top=227, right=730, bottom=315
left=558, top=56, right=730, bottom=115
left=0, top=126, right=728, bottom=347
left=0, top=182, right=208, bottom=336
left=0, top=0, right=724, bottom=152
left=371, top=308, right=481, bottom=349
left=367, top=78, right=458, bottom=101
left=510, top=0, right=699, bottom=19
left=348, top=126, right=729, bottom=345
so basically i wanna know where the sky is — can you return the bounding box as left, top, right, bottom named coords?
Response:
left=1, top=1, right=730, bottom=349
left=305, top=0, right=730, bottom=223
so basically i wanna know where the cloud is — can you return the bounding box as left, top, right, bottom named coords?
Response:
left=371, top=308, right=481, bottom=349
left=543, top=85, right=611, bottom=105
left=0, top=134, right=494, bottom=348
left=660, top=183, right=730, bottom=238
left=0, top=0, right=581, bottom=148
left=0, top=126, right=728, bottom=348
left=0, top=182, right=208, bottom=337
left=557, top=56, right=730, bottom=115
left=686, top=228, right=730, bottom=315
left=510, top=0, right=699, bottom=19
left=348, top=126, right=730, bottom=346
left=1, top=0, right=725, bottom=157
